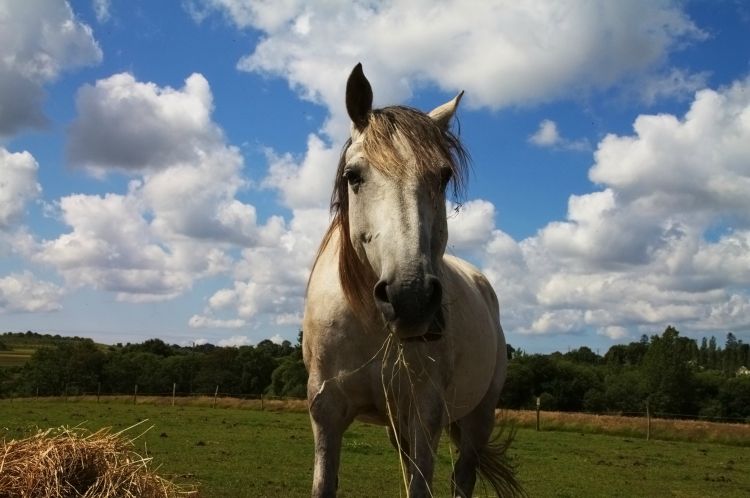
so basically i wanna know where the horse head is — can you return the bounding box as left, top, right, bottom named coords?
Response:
left=335, top=63, right=468, bottom=341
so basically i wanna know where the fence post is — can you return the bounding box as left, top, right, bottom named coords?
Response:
left=172, top=383, right=176, bottom=407
left=97, top=382, right=101, bottom=403
left=133, top=384, right=138, bottom=405
left=536, top=396, right=541, bottom=431
left=646, top=398, right=651, bottom=441
left=213, top=385, right=219, bottom=409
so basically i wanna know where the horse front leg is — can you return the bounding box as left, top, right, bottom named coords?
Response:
left=308, top=379, right=353, bottom=498
left=405, top=397, right=444, bottom=498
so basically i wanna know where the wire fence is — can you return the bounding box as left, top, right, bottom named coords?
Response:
left=5, top=384, right=749, bottom=426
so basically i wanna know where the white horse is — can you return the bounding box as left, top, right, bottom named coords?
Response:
left=303, top=64, right=523, bottom=498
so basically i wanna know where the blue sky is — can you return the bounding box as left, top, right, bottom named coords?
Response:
left=1, top=0, right=749, bottom=353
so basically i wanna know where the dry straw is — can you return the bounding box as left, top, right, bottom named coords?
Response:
left=0, top=422, right=195, bottom=498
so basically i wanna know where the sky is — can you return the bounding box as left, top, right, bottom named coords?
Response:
left=1, top=0, right=749, bottom=353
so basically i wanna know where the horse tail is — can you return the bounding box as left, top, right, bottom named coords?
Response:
left=477, top=423, right=527, bottom=497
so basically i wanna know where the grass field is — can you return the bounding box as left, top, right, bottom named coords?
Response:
left=1, top=399, right=749, bottom=497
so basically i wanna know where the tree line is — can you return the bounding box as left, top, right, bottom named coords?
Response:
left=0, top=331, right=307, bottom=399
left=502, top=326, right=750, bottom=421
left=1, top=326, right=749, bottom=421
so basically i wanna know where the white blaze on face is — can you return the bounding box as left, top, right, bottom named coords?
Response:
left=344, top=132, right=445, bottom=283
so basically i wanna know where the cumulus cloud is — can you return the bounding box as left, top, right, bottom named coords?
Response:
left=470, top=78, right=750, bottom=338
left=529, top=119, right=589, bottom=151
left=268, top=333, right=284, bottom=345
left=446, top=199, right=496, bottom=252
left=68, top=73, right=222, bottom=173
left=0, top=0, right=101, bottom=135
left=261, top=134, right=340, bottom=210
left=0, top=148, right=41, bottom=229
left=194, top=207, right=329, bottom=327
left=529, top=120, right=561, bottom=147
left=0, top=272, right=64, bottom=313
left=193, top=0, right=705, bottom=142
left=33, top=73, right=281, bottom=302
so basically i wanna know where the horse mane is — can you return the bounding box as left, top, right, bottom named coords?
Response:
left=310, top=105, right=470, bottom=318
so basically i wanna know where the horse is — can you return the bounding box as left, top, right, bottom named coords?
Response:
left=302, top=63, right=524, bottom=498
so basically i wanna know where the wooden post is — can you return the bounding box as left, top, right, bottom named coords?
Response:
left=536, top=396, right=541, bottom=431
left=96, top=382, right=101, bottom=403
left=213, top=385, right=219, bottom=409
left=172, top=383, right=176, bottom=407
left=646, top=399, right=651, bottom=441
left=133, top=384, right=138, bottom=405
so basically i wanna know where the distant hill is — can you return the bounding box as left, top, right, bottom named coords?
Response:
left=0, top=331, right=99, bottom=369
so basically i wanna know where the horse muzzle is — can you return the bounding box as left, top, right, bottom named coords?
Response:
left=372, top=274, right=443, bottom=340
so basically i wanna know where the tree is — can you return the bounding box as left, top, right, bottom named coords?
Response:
left=708, top=336, right=718, bottom=370
left=718, top=376, right=750, bottom=420
left=268, top=331, right=308, bottom=397
left=23, top=340, right=105, bottom=395
left=641, top=326, right=697, bottom=414
left=564, top=346, right=601, bottom=365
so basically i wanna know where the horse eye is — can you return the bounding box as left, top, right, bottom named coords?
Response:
left=343, top=167, right=363, bottom=191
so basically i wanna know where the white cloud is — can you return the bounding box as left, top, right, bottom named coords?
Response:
left=33, top=73, right=282, bottom=302
left=194, top=0, right=705, bottom=142
left=68, top=73, right=221, bottom=173
left=0, top=272, right=64, bottom=313
left=598, top=326, right=630, bottom=341
left=639, top=68, right=711, bottom=105
left=471, top=78, right=750, bottom=337
left=262, top=134, right=340, bottom=210
left=196, top=207, right=330, bottom=326
left=189, top=314, right=246, bottom=329
left=529, top=119, right=589, bottom=151
left=268, top=333, right=284, bottom=345
left=447, top=199, right=496, bottom=252
left=0, top=148, right=41, bottom=229
left=0, top=0, right=102, bottom=135
left=529, top=120, right=561, bottom=147
left=93, top=0, right=111, bottom=23
left=218, top=334, right=252, bottom=346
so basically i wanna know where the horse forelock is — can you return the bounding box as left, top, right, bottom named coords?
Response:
left=310, top=105, right=470, bottom=319
left=362, top=106, right=469, bottom=199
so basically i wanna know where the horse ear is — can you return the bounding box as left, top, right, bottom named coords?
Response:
left=346, top=63, right=373, bottom=131
left=428, top=91, right=464, bottom=129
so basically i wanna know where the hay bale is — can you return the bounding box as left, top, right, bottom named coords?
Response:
left=0, top=424, right=194, bottom=497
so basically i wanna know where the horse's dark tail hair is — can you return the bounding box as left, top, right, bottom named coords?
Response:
left=477, top=422, right=528, bottom=497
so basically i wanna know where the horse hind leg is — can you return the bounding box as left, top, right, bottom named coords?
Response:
left=449, top=410, right=491, bottom=498
left=450, top=400, right=525, bottom=497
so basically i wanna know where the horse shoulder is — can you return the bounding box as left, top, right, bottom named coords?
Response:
left=442, top=254, right=501, bottom=319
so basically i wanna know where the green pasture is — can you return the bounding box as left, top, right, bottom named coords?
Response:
left=1, top=400, right=748, bottom=497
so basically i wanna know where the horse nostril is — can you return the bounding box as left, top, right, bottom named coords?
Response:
left=426, top=275, right=442, bottom=310
left=374, top=280, right=389, bottom=304
left=373, top=280, right=396, bottom=321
